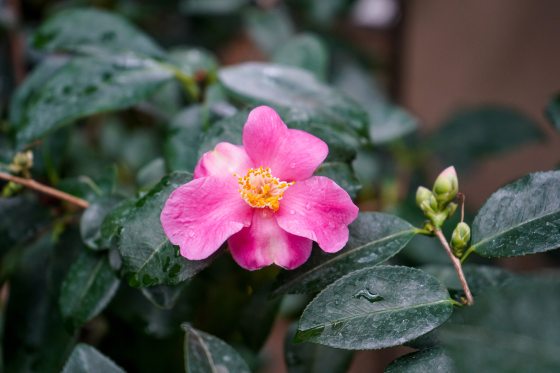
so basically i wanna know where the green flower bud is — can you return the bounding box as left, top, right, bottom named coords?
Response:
left=451, top=222, right=471, bottom=253
left=433, top=166, right=458, bottom=205
left=416, top=186, right=433, bottom=208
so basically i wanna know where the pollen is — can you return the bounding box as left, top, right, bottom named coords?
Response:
left=237, top=167, right=294, bottom=212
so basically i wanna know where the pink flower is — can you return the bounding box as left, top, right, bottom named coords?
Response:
left=160, top=106, right=359, bottom=270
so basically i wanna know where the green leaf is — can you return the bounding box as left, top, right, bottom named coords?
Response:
left=385, top=347, right=454, bottom=373
left=81, top=196, right=123, bottom=250
left=136, top=158, right=166, bottom=190
left=9, top=57, right=67, bottom=126
left=181, top=0, right=249, bottom=15
left=118, top=172, right=214, bottom=287
left=272, top=33, right=328, bottom=80
left=471, top=170, right=560, bottom=257
left=33, top=8, right=164, bottom=58
left=99, top=199, right=135, bottom=249
left=440, top=279, right=560, bottom=372
left=198, top=110, right=245, bottom=156
left=334, top=61, right=416, bottom=144
left=164, top=106, right=205, bottom=172
left=62, top=344, right=125, bottom=373
left=182, top=324, right=250, bottom=373
left=285, top=324, right=353, bottom=373
left=314, top=162, right=361, bottom=199
left=244, top=7, right=294, bottom=55
left=431, top=107, right=544, bottom=171
left=218, top=62, right=368, bottom=133
left=546, top=93, right=560, bottom=132
left=59, top=251, right=119, bottom=331
left=295, top=266, right=453, bottom=349
left=15, top=55, right=173, bottom=148
left=274, top=213, right=416, bottom=295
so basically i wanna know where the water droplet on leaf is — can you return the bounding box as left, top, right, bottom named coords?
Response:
left=354, top=289, right=383, bottom=303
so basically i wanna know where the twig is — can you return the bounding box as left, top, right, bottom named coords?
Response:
left=0, top=172, right=89, bottom=209
left=434, top=229, right=474, bottom=305
left=457, top=192, right=465, bottom=222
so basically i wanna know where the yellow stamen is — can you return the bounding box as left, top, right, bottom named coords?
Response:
left=237, top=167, right=294, bottom=212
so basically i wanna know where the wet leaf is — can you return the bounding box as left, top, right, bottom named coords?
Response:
left=59, top=251, right=119, bottom=331
left=164, top=106, right=205, bottom=173
left=117, top=172, right=214, bottom=287
left=15, top=55, right=172, bottom=148
left=62, top=344, right=125, bottom=373
left=81, top=196, right=123, bottom=250
left=182, top=324, right=250, bottom=373
left=274, top=213, right=416, bottom=295
left=295, top=266, right=453, bottom=349
left=471, top=170, right=560, bottom=257
left=314, top=162, right=361, bottom=199
left=33, top=8, right=164, bottom=58
left=140, top=283, right=186, bottom=309
left=244, top=7, right=294, bottom=55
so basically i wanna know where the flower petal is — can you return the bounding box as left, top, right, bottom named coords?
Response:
left=194, top=142, right=253, bottom=179
left=160, top=176, right=252, bottom=260
left=242, top=106, right=328, bottom=181
left=228, top=209, right=312, bottom=270
left=276, top=176, right=359, bottom=253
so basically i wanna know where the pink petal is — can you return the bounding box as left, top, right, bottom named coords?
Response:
left=160, top=176, right=252, bottom=260
left=276, top=176, right=359, bottom=253
left=228, top=209, right=313, bottom=270
left=242, top=106, right=328, bottom=181
left=194, top=142, right=253, bottom=179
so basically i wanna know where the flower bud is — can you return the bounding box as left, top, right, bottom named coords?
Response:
left=416, top=186, right=433, bottom=208
left=433, top=166, right=458, bottom=205
left=451, top=222, right=471, bottom=252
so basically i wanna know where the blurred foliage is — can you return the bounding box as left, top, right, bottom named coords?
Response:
left=0, top=1, right=559, bottom=372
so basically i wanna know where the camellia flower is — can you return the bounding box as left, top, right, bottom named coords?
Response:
left=160, top=106, right=359, bottom=270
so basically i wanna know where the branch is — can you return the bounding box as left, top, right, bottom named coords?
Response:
left=434, top=229, right=474, bottom=305
left=0, top=172, right=89, bottom=209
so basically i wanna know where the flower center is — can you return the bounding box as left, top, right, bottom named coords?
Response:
left=237, top=167, right=294, bottom=212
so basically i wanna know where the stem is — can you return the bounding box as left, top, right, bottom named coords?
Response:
left=0, top=172, right=89, bottom=209
left=460, top=246, right=475, bottom=264
left=434, top=229, right=474, bottom=305
left=457, top=192, right=465, bottom=222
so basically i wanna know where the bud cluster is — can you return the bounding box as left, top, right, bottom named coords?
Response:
left=415, top=166, right=459, bottom=229
left=451, top=222, right=471, bottom=257
left=9, top=151, right=33, bottom=178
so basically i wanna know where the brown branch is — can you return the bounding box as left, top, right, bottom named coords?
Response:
left=0, top=172, right=89, bottom=209
left=434, top=229, right=474, bottom=305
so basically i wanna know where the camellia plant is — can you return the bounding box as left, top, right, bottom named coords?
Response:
left=1, top=5, right=560, bottom=373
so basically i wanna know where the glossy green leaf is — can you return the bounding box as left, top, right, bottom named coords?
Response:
left=182, top=324, right=250, bottom=373
left=99, top=199, right=135, bottom=249
left=164, top=106, right=205, bottom=172
left=244, top=7, right=294, bottom=55
left=118, top=172, right=214, bottom=287
left=218, top=63, right=368, bottom=133
left=274, top=213, right=416, bottom=295
left=80, top=196, right=123, bottom=250
left=440, top=279, right=560, bottom=372
left=181, top=0, right=249, bottom=15
left=314, top=162, right=361, bottom=199
left=385, top=347, right=454, bottom=373
left=285, top=324, right=353, bottom=373
left=59, top=252, right=119, bottom=331
left=62, top=344, right=125, bottom=373
left=432, top=107, right=544, bottom=171
left=15, top=55, right=172, bottom=148
left=33, top=8, right=164, bottom=58
left=136, top=158, right=166, bottom=190
left=369, top=104, right=418, bottom=144
left=168, top=47, right=218, bottom=77
left=296, top=266, right=453, bottom=349
left=471, top=170, right=560, bottom=257
left=273, top=33, right=328, bottom=80
left=546, top=93, right=560, bottom=131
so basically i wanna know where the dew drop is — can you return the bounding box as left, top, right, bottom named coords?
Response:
left=354, top=289, right=383, bottom=303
